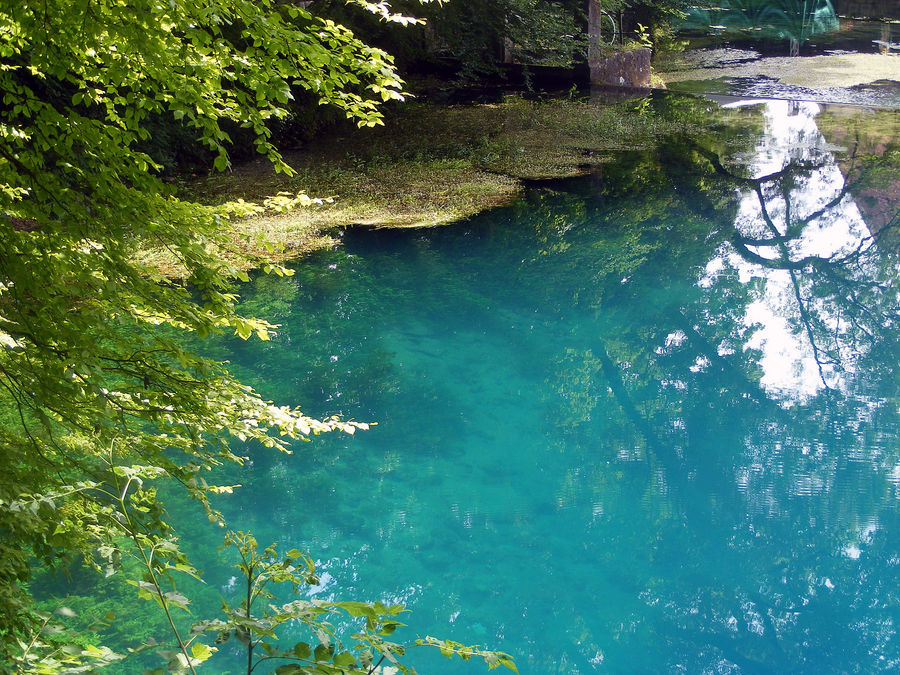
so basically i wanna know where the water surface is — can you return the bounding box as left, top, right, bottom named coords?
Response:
left=207, top=99, right=900, bottom=673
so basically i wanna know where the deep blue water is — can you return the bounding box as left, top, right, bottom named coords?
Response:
left=186, top=100, right=900, bottom=674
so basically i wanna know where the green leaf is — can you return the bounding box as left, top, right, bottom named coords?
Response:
left=274, top=666, right=306, bottom=675
left=213, top=152, right=229, bottom=172
left=337, top=601, right=376, bottom=619
left=314, top=643, right=334, bottom=662
left=333, top=651, right=356, bottom=668
left=190, top=643, right=215, bottom=662
left=499, top=655, right=519, bottom=672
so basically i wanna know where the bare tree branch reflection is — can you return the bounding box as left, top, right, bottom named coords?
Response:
left=681, top=134, right=900, bottom=395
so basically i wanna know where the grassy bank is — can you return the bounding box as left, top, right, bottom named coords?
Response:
left=178, top=94, right=722, bottom=267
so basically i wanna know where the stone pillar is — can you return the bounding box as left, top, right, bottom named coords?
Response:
left=587, top=0, right=605, bottom=66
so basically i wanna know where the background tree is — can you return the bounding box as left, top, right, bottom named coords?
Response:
left=300, top=0, right=587, bottom=83
left=0, top=0, right=514, bottom=672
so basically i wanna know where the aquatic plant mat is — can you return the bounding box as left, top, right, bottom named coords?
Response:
left=180, top=95, right=734, bottom=264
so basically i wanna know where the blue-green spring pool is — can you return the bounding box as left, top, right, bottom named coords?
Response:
left=98, top=99, right=900, bottom=673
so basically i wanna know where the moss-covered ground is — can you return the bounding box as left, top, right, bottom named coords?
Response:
left=176, top=94, right=718, bottom=267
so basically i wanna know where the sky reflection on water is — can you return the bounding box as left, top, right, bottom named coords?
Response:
left=704, top=99, right=876, bottom=401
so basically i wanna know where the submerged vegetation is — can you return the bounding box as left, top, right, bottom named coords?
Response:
left=182, top=94, right=755, bottom=268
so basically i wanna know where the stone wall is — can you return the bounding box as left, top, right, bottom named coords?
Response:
left=589, top=48, right=652, bottom=87
left=587, top=0, right=651, bottom=88
left=833, top=0, right=900, bottom=19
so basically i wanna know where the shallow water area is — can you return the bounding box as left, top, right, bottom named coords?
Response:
left=656, top=20, right=900, bottom=107
left=670, top=72, right=900, bottom=107
left=657, top=50, right=900, bottom=106
left=176, top=97, right=900, bottom=674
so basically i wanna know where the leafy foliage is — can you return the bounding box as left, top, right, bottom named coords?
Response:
left=0, top=0, right=513, bottom=672
left=428, top=0, right=586, bottom=81
left=186, top=532, right=517, bottom=674
left=309, top=0, right=588, bottom=83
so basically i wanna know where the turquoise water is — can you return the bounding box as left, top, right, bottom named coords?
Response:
left=194, top=100, right=900, bottom=673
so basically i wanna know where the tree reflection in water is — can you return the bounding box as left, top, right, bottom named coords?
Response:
left=579, top=100, right=900, bottom=671
left=699, top=99, right=899, bottom=401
